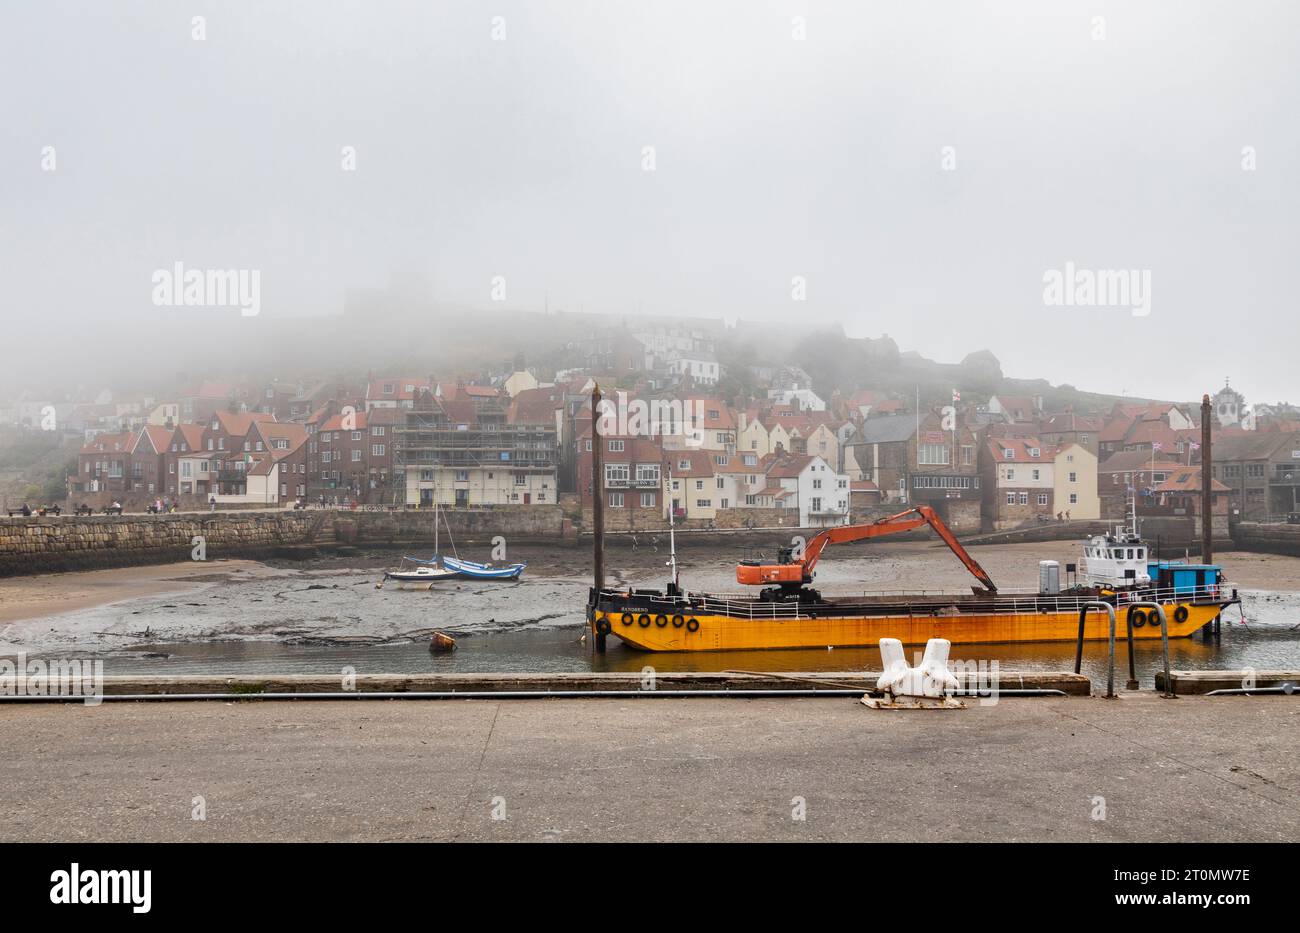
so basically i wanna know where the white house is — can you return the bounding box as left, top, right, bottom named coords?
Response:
left=666, top=350, right=721, bottom=385
left=763, top=453, right=850, bottom=527
left=767, top=385, right=826, bottom=412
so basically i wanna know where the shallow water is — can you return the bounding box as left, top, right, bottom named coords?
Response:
left=7, top=543, right=1300, bottom=688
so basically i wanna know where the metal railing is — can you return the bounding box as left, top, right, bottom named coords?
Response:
left=597, top=582, right=1235, bottom=624
left=1074, top=601, right=1174, bottom=699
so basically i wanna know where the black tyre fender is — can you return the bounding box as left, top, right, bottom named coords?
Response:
left=637, top=613, right=652, bottom=628
left=686, top=618, right=700, bottom=633
left=671, top=614, right=685, bottom=628
left=654, top=614, right=668, bottom=628
left=1173, top=605, right=1189, bottom=624
left=620, top=612, right=634, bottom=627
left=1129, top=608, right=1147, bottom=628
left=595, top=617, right=612, bottom=636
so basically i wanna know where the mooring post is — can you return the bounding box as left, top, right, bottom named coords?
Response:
left=1200, top=393, right=1220, bottom=641
left=1201, top=393, right=1213, bottom=565
left=591, top=382, right=606, bottom=653
left=1124, top=607, right=1139, bottom=691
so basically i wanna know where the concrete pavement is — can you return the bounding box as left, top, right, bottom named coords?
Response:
left=1, top=694, right=1296, bottom=842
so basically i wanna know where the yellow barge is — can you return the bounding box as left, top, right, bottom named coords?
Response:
left=585, top=505, right=1239, bottom=653
left=589, top=589, right=1232, bottom=652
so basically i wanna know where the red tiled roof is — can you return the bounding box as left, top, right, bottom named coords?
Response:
left=212, top=411, right=275, bottom=436
left=368, top=378, right=430, bottom=401
left=80, top=432, right=135, bottom=454
left=1154, top=467, right=1229, bottom=494
left=1100, top=415, right=1135, bottom=443
left=765, top=453, right=814, bottom=478
left=986, top=438, right=1051, bottom=462
left=133, top=425, right=173, bottom=455
left=172, top=424, right=206, bottom=452
left=319, top=411, right=367, bottom=432
left=508, top=387, right=564, bottom=425
left=667, top=449, right=716, bottom=478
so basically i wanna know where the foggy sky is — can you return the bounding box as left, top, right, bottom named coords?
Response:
left=2, top=1, right=1297, bottom=403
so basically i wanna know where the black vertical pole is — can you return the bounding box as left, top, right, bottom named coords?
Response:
left=1201, top=394, right=1213, bottom=565
left=1200, top=393, right=1221, bottom=641
left=591, top=383, right=606, bottom=652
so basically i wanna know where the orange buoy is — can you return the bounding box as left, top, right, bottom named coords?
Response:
left=429, top=631, right=457, bottom=653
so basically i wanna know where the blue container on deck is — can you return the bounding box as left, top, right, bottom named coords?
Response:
left=1147, top=561, right=1222, bottom=596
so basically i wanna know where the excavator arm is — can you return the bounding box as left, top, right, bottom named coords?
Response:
left=738, top=505, right=997, bottom=593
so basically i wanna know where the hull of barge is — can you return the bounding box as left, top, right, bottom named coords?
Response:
left=592, top=596, right=1229, bottom=652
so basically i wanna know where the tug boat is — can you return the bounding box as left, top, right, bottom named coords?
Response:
left=586, top=506, right=1239, bottom=652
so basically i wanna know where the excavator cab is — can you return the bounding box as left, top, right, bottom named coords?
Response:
left=736, top=543, right=808, bottom=587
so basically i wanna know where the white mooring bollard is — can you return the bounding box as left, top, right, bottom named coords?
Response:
left=867, top=637, right=963, bottom=708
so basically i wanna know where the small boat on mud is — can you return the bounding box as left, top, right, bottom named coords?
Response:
left=442, top=556, right=526, bottom=580
left=378, top=495, right=525, bottom=587
left=380, top=555, right=460, bottom=587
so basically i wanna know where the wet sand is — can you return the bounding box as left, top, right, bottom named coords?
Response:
left=0, top=561, right=272, bottom=625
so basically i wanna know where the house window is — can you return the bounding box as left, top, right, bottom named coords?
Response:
left=1037, top=493, right=1048, bottom=506
left=812, top=479, right=822, bottom=489
left=1029, top=448, right=1040, bottom=457
left=351, top=450, right=362, bottom=462
left=455, top=470, right=469, bottom=482
left=714, top=454, right=727, bottom=466
left=1018, top=492, right=1028, bottom=505
left=696, top=499, right=711, bottom=508
left=515, top=474, right=526, bottom=486
left=640, top=492, right=656, bottom=508
left=351, top=431, right=362, bottom=441
left=605, top=464, right=629, bottom=485
left=678, top=459, right=690, bottom=470
left=371, top=426, right=385, bottom=436
left=745, top=495, right=756, bottom=505
left=918, top=444, right=949, bottom=465
left=962, top=446, right=974, bottom=466
left=1069, top=471, right=1077, bottom=483
left=1069, top=493, right=1078, bottom=504
left=609, top=440, right=625, bottom=452
left=1032, top=469, right=1039, bottom=481
left=609, top=492, right=624, bottom=507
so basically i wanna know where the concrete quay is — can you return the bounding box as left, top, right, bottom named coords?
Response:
left=8, top=669, right=1091, bottom=698
left=1, top=692, right=1295, bottom=842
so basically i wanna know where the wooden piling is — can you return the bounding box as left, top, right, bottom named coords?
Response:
left=1201, top=393, right=1213, bottom=565
left=591, top=383, right=606, bottom=652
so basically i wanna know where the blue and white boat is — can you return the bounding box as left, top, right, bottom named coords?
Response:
left=442, top=556, right=526, bottom=580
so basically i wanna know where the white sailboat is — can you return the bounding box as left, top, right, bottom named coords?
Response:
left=378, top=490, right=459, bottom=588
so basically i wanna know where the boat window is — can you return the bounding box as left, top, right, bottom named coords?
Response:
left=1127, top=549, right=1134, bottom=559
left=1137, top=549, right=1145, bottom=559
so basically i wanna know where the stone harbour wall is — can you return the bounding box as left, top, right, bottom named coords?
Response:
left=0, top=506, right=571, bottom=577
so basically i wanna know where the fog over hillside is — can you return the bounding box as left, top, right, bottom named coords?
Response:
left=2, top=1, right=1296, bottom=401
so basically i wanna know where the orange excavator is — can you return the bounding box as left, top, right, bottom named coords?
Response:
left=736, top=505, right=997, bottom=601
